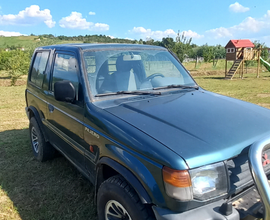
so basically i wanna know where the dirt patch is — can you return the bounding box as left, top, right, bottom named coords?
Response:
left=258, top=103, right=270, bottom=109
left=0, top=78, right=27, bottom=87
left=257, top=94, right=270, bottom=98
left=190, top=70, right=224, bottom=76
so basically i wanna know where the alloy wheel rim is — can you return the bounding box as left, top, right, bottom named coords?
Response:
left=31, top=127, right=39, bottom=153
left=105, top=200, right=132, bottom=220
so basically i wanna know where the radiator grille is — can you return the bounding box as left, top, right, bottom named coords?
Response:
left=226, top=145, right=270, bottom=196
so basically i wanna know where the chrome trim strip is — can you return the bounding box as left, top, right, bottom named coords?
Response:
left=52, top=105, right=82, bottom=124
left=27, top=90, right=83, bottom=125
left=27, top=89, right=49, bottom=104
left=248, top=135, right=270, bottom=220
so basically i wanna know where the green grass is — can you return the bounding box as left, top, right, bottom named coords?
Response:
left=193, top=72, right=270, bottom=108
left=0, top=36, right=83, bottom=49
left=0, top=84, right=97, bottom=220
left=0, top=69, right=270, bottom=220
left=0, top=36, right=37, bottom=48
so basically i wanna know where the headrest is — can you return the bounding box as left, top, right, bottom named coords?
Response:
left=116, top=56, right=132, bottom=72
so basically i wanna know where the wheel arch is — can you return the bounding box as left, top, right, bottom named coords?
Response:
left=26, top=106, right=48, bottom=142
left=95, top=157, right=152, bottom=205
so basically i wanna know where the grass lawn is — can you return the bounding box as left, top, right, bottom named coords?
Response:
left=0, top=82, right=96, bottom=219
left=193, top=72, right=270, bottom=109
left=0, top=36, right=83, bottom=49
left=0, top=68, right=270, bottom=219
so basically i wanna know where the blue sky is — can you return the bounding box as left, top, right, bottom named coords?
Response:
left=0, top=0, right=270, bottom=46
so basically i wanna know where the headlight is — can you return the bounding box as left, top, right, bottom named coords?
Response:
left=163, top=162, right=228, bottom=201
left=190, top=162, right=228, bottom=200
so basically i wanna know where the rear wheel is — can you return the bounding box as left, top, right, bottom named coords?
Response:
left=97, top=175, right=154, bottom=220
left=29, top=117, right=55, bottom=162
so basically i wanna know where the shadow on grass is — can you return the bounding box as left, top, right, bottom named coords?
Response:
left=0, top=129, right=97, bottom=220
left=201, top=76, right=225, bottom=80
left=0, top=76, right=11, bottom=79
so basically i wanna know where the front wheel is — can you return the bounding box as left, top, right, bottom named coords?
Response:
left=97, top=175, right=154, bottom=220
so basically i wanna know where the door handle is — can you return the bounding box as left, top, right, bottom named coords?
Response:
left=48, top=104, right=54, bottom=113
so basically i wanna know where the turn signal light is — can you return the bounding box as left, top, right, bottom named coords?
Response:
left=162, top=166, right=191, bottom=187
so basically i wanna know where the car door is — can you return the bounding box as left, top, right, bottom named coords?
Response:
left=45, top=51, right=85, bottom=171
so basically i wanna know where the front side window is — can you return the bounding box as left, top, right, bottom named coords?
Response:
left=52, top=53, right=79, bottom=100
left=30, top=51, right=49, bottom=87
left=83, top=49, right=196, bottom=98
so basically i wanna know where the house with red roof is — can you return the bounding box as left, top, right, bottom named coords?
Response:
left=224, top=39, right=262, bottom=80
left=225, top=39, right=255, bottom=61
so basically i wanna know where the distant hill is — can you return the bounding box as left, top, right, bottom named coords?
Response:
left=0, top=34, right=136, bottom=50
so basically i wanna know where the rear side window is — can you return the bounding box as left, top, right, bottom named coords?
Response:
left=52, top=53, right=79, bottom=100
left=30, top=51, right=50, bottom=87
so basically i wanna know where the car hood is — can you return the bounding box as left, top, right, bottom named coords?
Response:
left=105, top=90, right=270, bottom=169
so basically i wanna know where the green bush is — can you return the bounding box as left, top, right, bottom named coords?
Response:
left=0, top=50, right=30, bottom=85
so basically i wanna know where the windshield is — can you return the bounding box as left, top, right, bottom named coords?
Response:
left=83, top=48, right=196, bottom=98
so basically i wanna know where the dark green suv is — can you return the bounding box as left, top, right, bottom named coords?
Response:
left=25, top=44, right=270, bottom=220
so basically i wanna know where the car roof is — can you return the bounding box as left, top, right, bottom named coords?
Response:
left=36, top=43, right=167, bottom=52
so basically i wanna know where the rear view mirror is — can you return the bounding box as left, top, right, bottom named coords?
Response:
left=123, top=54, right=141, bottom=61
left=54, top=80, right=75, bottom=103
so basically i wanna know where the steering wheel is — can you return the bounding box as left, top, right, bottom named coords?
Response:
left=144, top=73, right=164, bottom=82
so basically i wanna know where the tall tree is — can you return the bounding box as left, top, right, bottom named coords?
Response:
left=172, top=31, right=192, bottom=62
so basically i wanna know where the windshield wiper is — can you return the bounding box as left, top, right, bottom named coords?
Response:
left=95, top=90, right=161, bottom=97
left=153, top=84, right=199, bottom=90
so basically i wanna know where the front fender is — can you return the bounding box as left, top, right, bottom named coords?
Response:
left=96, top=146, right=165, bottom=206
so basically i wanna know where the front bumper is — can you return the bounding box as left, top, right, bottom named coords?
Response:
left=153, top=135, right=270, bottom=220
left=152, top=199, right=240, bottom=220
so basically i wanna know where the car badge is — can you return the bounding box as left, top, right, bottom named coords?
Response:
left=262, top=153, right=270, bottom=166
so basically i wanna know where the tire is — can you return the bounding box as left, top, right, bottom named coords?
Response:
left=29, top=117, right=55, bottom=162
left=97, top=175, right=155, bottom=220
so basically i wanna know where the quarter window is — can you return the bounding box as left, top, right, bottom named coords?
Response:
left=30, top=51, right=50, bottom=87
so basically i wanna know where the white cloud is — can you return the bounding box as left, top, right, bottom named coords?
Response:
left=0, top=5, right=55, bottom=28
left=132, top=27, right=148, bottom=34
left=206, top=27, right=233, bottom=39
left=183, top=30, right=204, bottom=39
left=0, top=30, right=26, bottom=36
left=59, top=12, right=109, bottom=31
left=130, top=27, right=176, bottom=40
left=264, top=10, right=270, bottom=19
left=107, top=35, right=115, bottom=39
left=130, top=27, right=202, bottom=40
left=89, top=11, right=95, bottom=15
left=229, top=2, right=250, bottom=13
left=206, top=10, right=270, bottom=40
left=232, top=17, right=262, bottom=32
left=59, top=12, right=91, bottom=29
left=92, top=23, right=109, bottom=31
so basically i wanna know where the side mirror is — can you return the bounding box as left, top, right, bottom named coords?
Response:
left=54, top=80, right=75, bottom=103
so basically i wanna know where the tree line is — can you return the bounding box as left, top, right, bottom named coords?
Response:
left=0, top=33, right=269, bottom=85
left=37, top=32, right=227, bottom=62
